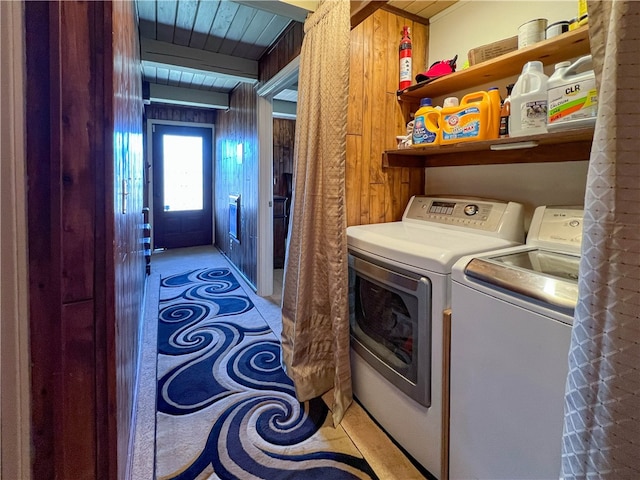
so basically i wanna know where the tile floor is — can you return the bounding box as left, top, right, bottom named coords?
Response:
left=131, top=245, right=427, bottom=479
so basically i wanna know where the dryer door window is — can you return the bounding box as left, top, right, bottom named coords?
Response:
left=348, top=252, right=431, bottom=407
left=354, top=276, right=416, bottom=378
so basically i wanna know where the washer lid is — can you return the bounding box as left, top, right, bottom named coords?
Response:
left=347, top=222, right=522, bottom=274
left=464, top=248, right=580, bottom=313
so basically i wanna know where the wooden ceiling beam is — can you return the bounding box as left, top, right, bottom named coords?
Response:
left=140, top=37, right=258, bottom=82
left=381, top=4, right=430, bottom=26
left=350, top=1, right=389, bottom=29
left=148, top=84, right=230, bottom=109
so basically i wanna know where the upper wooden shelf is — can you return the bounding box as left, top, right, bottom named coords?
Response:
left=398, top=25, right=591, bottom=100
left=383, top=127, right=594, bottom=168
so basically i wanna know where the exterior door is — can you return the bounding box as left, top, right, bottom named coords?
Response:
left=153, top=124, right=213, bottom=249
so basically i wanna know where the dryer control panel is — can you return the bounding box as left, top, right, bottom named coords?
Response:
left=402, top=196, right=524, bottom=241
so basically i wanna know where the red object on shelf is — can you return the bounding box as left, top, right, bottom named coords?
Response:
left=415, top=55, right=458, bottom=83
left=399, top=26, right=412, bottom=90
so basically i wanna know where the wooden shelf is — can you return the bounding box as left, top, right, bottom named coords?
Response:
left=397, top=26, right=590, bottom=100
left=386, top=26, right=593, bottom=169
left=383, top=127, right=594, bottom=168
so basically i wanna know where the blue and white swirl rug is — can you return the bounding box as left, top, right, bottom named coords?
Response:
left=156, top=268, right=378, bottom=479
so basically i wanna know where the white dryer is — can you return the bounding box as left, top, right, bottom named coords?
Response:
left=449, top=205, right=583, bottom=480
left=347, top=196, right=525, bottom=478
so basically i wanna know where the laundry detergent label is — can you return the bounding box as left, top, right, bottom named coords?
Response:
left=520, top=100, right=547, bottom=130
left=548, top=78, right=598, bottom=125
left=412, top=115, right=438, bottom=145
left=441, top=107, right=481, bottom=141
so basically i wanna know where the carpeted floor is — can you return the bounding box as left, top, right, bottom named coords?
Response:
left=131, top=246, right=427, bottom=480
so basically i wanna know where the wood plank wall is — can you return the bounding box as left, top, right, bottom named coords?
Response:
left=260, top=20, right=300, bottom=205
left=209, top=22, right=302, bottom=287
left=214, top=83, right=259, bottom=287
left=26, top=4, right=100, bottom=477
left=144, top=103, right=217, bottom=124
left=25, top=2, right=144, bottom=479
left=259, top=22, right=304, bottom=83
left=24, top=4, right=56, bottom=476
left=273, top=118, right=296, bottom=197
left=111, top=1, right=146, bottom=479
left=347, top=10, right=427, bottom=226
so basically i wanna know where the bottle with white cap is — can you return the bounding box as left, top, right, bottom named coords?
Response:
left=549, top=61, right=572, bottom=83
left=443, top=97, right=459, bottom=108
left=547, top=55, right=597, bottom=131
left=509, top=61, right=549, bottom=137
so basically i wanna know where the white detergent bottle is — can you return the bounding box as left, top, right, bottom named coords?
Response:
left=509, top=61, right=549, bottom=137
left=547, top=55, right=598, bottom=131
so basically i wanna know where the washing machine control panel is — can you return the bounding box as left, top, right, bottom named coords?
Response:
left=527, top=206, right=584, bottom=254
left=403, top=196, right=515, bottom=233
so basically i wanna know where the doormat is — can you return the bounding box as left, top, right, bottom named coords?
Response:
left=155, top=268, right=378, bottom=479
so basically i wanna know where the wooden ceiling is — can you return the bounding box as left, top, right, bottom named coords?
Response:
left=386, top=1, right=457, bottom=21
left=136, top=1, right=457, bottom=108
left=137, top=0, right=299, bottom=107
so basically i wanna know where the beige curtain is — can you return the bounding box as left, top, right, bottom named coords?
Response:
left=561, top=1, right=640, bottom=477
left=280, top=0, right=351, bottom=425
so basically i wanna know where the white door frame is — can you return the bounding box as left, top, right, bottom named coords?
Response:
left=256, top=56, right=299, bottom=297
left=0, top=2, right=32, bottom=478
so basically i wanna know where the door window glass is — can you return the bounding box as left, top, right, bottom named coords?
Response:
left=162, top=134, right=203, bottom=212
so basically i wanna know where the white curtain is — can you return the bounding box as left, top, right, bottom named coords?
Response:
left=280, top=0, right=352, bottom=425
left=561, top=1, right=640, bottom=477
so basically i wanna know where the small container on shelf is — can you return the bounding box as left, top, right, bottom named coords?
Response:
left=546, top=21, right=570, bottom=39
left=518, top=18, right=548, bottom=48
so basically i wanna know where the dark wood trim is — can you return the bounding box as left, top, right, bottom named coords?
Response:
left=351, top=1, right=389, bottom=29
left=145, top=103, right=217, bottom=124
left=259, top=21, right=303, bottom=84
left=381, top=5, right=431, bottom=26
left=96, top=1, right=116, bottom=478
left=25, top=2, right=57, bottom=477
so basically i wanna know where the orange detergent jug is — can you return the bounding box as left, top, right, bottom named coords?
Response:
left=487, top=87, right=502, bottom=139
left=439, top=91, right=496, bottom=145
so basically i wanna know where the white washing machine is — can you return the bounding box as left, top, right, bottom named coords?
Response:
left=449, top=205, right=583, bottom=480
left=346, top=196, right=525, bottom=479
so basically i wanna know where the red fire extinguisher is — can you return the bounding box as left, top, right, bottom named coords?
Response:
left=399, top=26, right=412, bottom=90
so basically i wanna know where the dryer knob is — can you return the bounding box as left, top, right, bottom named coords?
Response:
left=464, top=204, right=479, bottom=216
